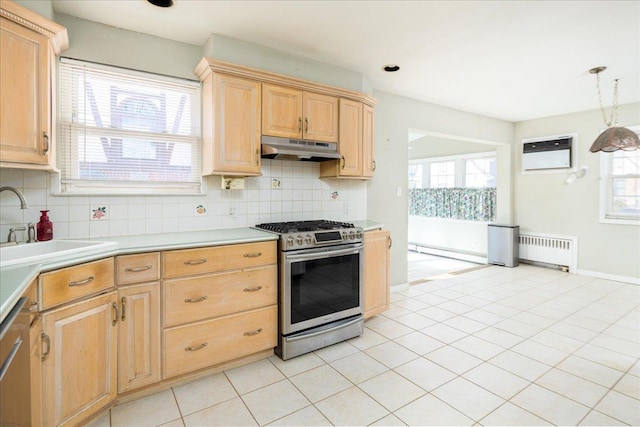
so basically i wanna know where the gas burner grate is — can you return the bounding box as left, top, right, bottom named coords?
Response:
left=255, top=220, right=355, bottom=234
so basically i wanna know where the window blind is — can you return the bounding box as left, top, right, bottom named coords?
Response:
left=58, top=58, right=202, bottom=195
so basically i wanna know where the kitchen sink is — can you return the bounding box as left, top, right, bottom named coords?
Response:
left=0, top=240, right=118, bottom=268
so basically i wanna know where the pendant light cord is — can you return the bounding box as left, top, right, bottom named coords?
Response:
left=595, top=71, right=619, bottom=127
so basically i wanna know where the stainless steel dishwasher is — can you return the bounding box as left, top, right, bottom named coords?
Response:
left=0, top=297, right=31, bottom=426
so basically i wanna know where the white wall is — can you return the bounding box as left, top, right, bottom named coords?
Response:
left=409, top=216, right=488, bottom=256
left=514, top=103, right=640, bottom=281
left=368, top=91, right=514, bottom=287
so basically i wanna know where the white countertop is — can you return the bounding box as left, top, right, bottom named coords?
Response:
left=0, top=221, right=384, bottom=324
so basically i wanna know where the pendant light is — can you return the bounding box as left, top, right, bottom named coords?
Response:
left=588, top=66, right=640, bottom=152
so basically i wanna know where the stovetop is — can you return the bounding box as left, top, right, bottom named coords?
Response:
left=254, top=220, right=363, bottom=250
left=255, top=220, right=355, bottom=234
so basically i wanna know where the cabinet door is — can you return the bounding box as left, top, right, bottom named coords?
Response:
left=364, top=230, right=391, bottom=319
left=362, top=104, right=375, bottom=178
left=303, top=92, right=338, bottom=143
left=338, top=99, right=363, bottom=177
left=30, top=317, right=43, bottom=427
left=117, top=283, right=161, bottom=393
left=262, top=83, right=303, bottom=139
left=203, top=73, right=261, bottom=175
left=0, top=18, right=50, bottom=166
left=41, top=292, right=117, bottom=427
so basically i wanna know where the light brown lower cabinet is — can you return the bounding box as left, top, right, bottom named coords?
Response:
left=117, top=283, right=161, bottom=393
left=41, top=292, right=117, bottom=427
left=364, top=229, right=391, bottom=319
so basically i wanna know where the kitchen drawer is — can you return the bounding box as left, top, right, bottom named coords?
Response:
left=164, top=265, right=276, bottom=327
left=39, top=258, right=114, bottom=310
left=163, top=305, right=277, bottom=378
left=116, top=252, right=160, bottom=285
left=162, top=241, right=276, bottom=278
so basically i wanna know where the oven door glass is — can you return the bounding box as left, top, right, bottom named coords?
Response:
left=282, top=244, right=363, bottom=335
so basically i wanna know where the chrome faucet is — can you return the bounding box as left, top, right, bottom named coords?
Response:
left=1, top=186, right=29, bottom=246
left=0, top=186, right=29, bottom=209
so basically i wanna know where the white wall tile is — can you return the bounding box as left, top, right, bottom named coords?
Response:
left=0, top=162, right=367, bottom=239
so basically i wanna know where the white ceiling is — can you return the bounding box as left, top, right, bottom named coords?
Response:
left=52, top=0, right=640, bottom=122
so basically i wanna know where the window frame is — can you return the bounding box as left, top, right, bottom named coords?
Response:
left=599, top=125, right=640, bottom=225
left=409, top=151, right=496, bottom=189
left=56, top=58, right=203, bottom=196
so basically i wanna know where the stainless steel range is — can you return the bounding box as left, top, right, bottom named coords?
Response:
left=254, top=220, right=364, bottom=360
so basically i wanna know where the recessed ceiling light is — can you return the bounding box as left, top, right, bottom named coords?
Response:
left=382, top=64, right=400, bottom=72
left=147, top=0, right=174, bottom=7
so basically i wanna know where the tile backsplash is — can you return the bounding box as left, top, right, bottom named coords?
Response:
left=0, top=160, right=367, bottom=241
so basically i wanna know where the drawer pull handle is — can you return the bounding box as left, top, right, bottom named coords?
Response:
left=243, top=252, right=262, bottom=258
left=43, top=131, right=50, bottom=154
left=184, top=259, right=207, bottom=265
left=68, top=276, right=94, bottom=287
left=244, top=328, right=263, bottom=337
left=29, top=300, right=38, bottom=312
left=40, top=331, right=50, bottom=361
left=184, top=296, right=208, bottom=303
left=125, top=265, right=152, bottom=273
left=185, top=342, right=208, bottom=352
left=121, top=296, right=126, bottom=321
left=243, top=286, right=263, bottom=292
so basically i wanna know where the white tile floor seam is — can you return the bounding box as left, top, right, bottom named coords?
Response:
left=93, top=263, right=639, bottom=427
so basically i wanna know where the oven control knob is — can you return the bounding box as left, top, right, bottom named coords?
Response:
left=356, top=230, right=363, bottom=239
left=305, top=234, right=313, bottom=244
left=296, top=235, right=304, bottom=245
left=349, top=231, right=356, bottom=239
left=287, top=236, right=295, bottom=247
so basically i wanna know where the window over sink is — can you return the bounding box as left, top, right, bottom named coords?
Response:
left=57, top=58, right=202, bottom=195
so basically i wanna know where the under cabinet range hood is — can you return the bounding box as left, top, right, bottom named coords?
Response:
left=261, top=136, right=341, bottom=161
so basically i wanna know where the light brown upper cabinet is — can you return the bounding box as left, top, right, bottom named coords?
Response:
left=0, top=1, right=68, bottom=170
left=262, top=83, right=339, bottom=143
left=362, top=104, right=376, bottom=177
left=320, top=100, right=376, bottom=179
left=196, top=60, right=262, bottom=176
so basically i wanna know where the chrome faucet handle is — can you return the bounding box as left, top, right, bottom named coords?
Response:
left=27, top=223, right=37, bottom=243
left=8, top=226, right=26, bottom=243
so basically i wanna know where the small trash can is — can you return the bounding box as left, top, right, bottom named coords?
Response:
left=488, top=224, right=519, bottom=267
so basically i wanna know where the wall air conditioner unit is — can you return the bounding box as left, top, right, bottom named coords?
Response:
left=522, top=133, right=576, bottom=173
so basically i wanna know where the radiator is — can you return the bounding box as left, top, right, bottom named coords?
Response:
left=518, top=232, right=577, bottom=272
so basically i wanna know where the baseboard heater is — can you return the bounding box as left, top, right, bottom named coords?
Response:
left=518, top=232, right=577, bottom=273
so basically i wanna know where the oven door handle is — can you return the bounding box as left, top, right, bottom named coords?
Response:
left=285, top=244, right=363, bottom=262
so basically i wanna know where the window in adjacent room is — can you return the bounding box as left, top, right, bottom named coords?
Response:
left=429, top=160, right=455, bottom=188
left=465, top=156, right=496, bottom=187
left=408, top=152, right=497, bottom=221
left=57, top=58, right=202, bottom=195
left=408, top=164, right=423, bottom=189
left=600, top=127, right=640, bottom=224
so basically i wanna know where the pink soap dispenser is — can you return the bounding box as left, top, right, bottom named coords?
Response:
left=37, top=210, right=53, bottom=241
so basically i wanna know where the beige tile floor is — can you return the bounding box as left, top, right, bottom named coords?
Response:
left=89, top=264, right=640, bottom=426
left=407, top=250, right=482, bottom=284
